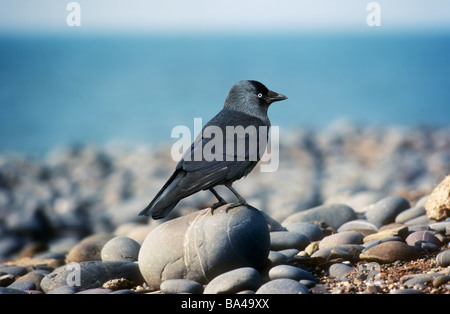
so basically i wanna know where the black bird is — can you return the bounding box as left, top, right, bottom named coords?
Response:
left=139, top=80, right=287, bottom=219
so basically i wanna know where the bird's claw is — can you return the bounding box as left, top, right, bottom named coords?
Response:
left=210, top=200, right=227, bottom=215
left=225, top=201, right=248, bottom=212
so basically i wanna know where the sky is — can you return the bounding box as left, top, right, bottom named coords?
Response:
left=1, top=0, right=450, bottom=34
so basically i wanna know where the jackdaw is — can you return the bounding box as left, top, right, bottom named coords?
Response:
left=139, top=80, right=287, bottom=219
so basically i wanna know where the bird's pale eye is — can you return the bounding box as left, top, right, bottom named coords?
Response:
left=257, top=93, right=263, bottom=98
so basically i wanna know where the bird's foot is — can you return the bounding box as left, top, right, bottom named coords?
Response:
left=210, top=200, right=227, bottom=215
left=225, top=201, right=248, bottom=212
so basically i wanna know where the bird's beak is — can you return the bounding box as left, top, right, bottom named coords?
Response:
left=267, top=90, right=288, bottom=103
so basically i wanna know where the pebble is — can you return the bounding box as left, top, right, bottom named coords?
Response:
left=311, top=244, right=364, bottom=262
left=0, top=287, right=28, bottom=294
left=403, top=274, right=437, bottom=288
left=328, top=263, right=354, bottom=279
left=284, top=222, right=324, bottom=241
left=359, top=241, right=420, bottom=264
left=337, top=220, right=378, bottom=233
left=405, top=231, right=441, bottom=248
left=13, top=271, right=45, bottom=291
left=389, top=288, right=425, bottom=294
left=436, top=249, right=450, bottom=267
left=109, top=289, right=136, bottom=294
left=425, top=175, right=450, bottom=221
left=429, top=221, right=450, bottom=233
left=268, top=265, right=316, bottom=282
left=319, top=231, right=363, bottom=249
left=138, top=205, right=270, bottom=289
left=282, top=204, right=356, bottom=230
left=270, top=231, right=310, bottom=251
left=365, top=196, right=411, bottom=228
left=362, top=226, right=409, bottom=243
left=395, top=205, right=426, bottom=224
left=267, top=251, right=288, bottom=266
left=66, top=234, right=113, bottom=263
left=160, top=279, right=204, bottom=294
left=76, top=288, right=112, bottom=294
left=102, top=278, right=134, bottom=290
left=277, top=249, right=299, bottom=259
left=203, top=267, right=261, bottom=294
left=41, top=261, right=144, bottom=293
left=46, top=285, right=78, bottom=294
left=101, top=236, right=141, bottom=262
left=255, top=279, right=310, bottom=294
left=433, top=275, right=450, bottom=288
left=0, top=265, right=28, bottom=277
left=7, top=281, right=36, bottom=291
left=0, top=274, right=15, bottom=287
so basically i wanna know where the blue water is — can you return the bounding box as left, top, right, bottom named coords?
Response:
left=1, top=32, right=449, bottom=154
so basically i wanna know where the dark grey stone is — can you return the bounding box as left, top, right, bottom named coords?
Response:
left=282, top=204, right=356, bottom=230
left=41, top=261, right=144, bottom=293
left=270, top=231, right=310, bottom=251
left=8, top=281, right=36, bottom=291
left=160, top=279, right=204, bottom=294
left=365, top=196, right=410, bottom=228
left=255, top=279, right=310, bottom=294
left=284, top=222, right=324, bottom=241
left=405, top=231, right=441, bottom=247
left=395, top=205, right=426, bottom=224
left=0, top=287, right=28, bottom=294
left=138, top=205, right=270, bottom=289
left=203, top=267, right=261, bottom=294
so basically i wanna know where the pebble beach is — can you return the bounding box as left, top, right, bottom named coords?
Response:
left=1, top=122, right=449, bottom=294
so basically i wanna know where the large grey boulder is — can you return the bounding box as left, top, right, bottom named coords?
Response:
left=138, top=205, right=270, bottom=289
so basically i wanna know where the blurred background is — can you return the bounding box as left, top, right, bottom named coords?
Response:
left=0, top=1, right=449, bottom=259
left=0, top=0, right=449, bottom=154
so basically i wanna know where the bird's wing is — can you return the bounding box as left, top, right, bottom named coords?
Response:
left=179, top=109, right=268, bottom=181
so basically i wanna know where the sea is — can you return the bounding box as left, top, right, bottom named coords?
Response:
left=1, top=31, right=449, bottom=155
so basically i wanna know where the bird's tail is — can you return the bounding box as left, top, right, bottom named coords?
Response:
left=139, top=199, right=179, bottom=219
left=138, top=169, right=183, bottom=219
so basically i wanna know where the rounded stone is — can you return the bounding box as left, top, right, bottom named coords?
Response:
left=425, top=175, right=450, bottom=221
left=138, top=205, right=270, bottom=289
left=319, top=231, right=363, bottom=249
left=282, top=204, right=356, bottom=230
left=270, top=231, right=310, bottom=251
left=405, top=231, right=441, bottom=248
left=365, top=196, right=411, bottom=228
left=160, top=279, right=204, bottom=294
left=203, top=267, right=261, bottom=294
left=284, top=222, right=324, bottom=241
left=359, top=241, right=420, bottom=264
left=267, top=251, right=288, bottom=267
left=41, top=261, right=144, bottom=293
left=436, top=249, right=450, bottom=267
left=395, top=205, right=426, bottom=224
left=101, top=236, right=141, bottom=262
left=66, top=234, right=113, bottom=263
left=255, top=279, right=309, bottom=294
left=337, top=220, right=378, bottom=233
left=268, top=265, right=316, bottom=282
left=46, top=285, right=78, bottom=294
left=7, top=281, right=36, bottom=291
left=328, top=263, right=354, bottom=279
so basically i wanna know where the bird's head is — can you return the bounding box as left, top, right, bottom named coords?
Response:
left=224, top=80, right=287, bottom=118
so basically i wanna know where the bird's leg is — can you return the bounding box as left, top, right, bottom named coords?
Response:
left=209, top=188, right=227, bottom=214
left=225, top=184, right=248, bottom=212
